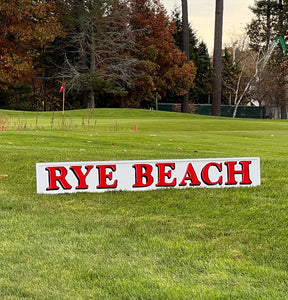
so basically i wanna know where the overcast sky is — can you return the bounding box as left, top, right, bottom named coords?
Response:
left=161, top=0, right=255, bottom=54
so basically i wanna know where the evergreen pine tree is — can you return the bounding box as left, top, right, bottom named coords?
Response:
left=170, top=8, right=212, bottom=104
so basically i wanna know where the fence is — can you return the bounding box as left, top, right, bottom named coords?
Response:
left=158, top=103, right=266, bottom=119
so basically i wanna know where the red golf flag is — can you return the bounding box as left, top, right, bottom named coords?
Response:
left=59, top=82, right=65, bottom=93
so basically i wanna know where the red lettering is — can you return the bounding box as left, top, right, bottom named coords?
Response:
left=70, top=165, right=93, bottom=189
left=156, top=163, right=176, bottom=187
left=225, top=161, right=252, bottom=185
left=96, top=165, right=118, bottom=189
left=46, top=166, right=72, bottom=190
left=201, top=162, right=223, bottom=185
left=179, top=163, right=201, bottom=186
left=133, top=164, right=154, bottom=187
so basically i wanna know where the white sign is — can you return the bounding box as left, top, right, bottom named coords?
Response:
left=36, top=157, right=260, bottom=194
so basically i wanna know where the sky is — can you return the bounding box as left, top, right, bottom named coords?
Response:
left=161, top=0, right=255, bottom=54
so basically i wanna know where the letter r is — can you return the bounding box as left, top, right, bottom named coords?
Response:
left=45, top=166, right=72, bottom=190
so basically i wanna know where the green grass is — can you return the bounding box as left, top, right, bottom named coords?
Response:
left=1, top=108, right=288, bottom=299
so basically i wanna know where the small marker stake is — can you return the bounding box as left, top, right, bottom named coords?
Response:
left=135, top=124, right=138, bottom=132
left=59, top=82, right=65, bottom=116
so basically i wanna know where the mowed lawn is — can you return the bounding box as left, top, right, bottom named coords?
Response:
left=0, top=108, right=288, bottom=299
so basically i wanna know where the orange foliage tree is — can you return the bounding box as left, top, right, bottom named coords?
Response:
left=0, top=0, right=62, bottom=89
left=121, top=0, right=196, bottom=107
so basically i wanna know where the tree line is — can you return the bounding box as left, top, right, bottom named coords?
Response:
left=1, top=0, right=287, bottom=116
left=0, top=0, right=206, bottom=111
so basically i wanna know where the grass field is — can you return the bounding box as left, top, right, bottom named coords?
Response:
left=1, top=108, right=288, bottom=299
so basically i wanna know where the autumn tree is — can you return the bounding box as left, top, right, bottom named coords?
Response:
left=122, top=0, right=196, bottom=108
left=0, top=0, right=62, bottom=89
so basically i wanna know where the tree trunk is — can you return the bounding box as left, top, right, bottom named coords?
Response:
left=82, top=92, right=88, bottom=108
left=281, top=104, right=287, bottom=119
left=279, top=0, right=287, bottom=119
left=181, top=0, right=190, bottom=113
left=281, top=80, right=287, bottom=119
left=211, top=0, right=224, bottom=116
left=88, top=26, right=96, bottom=109
left=88, top=92, right=95, bottom=109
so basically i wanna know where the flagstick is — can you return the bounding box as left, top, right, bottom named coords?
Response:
left=62, top=87, right=65, bottom=116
